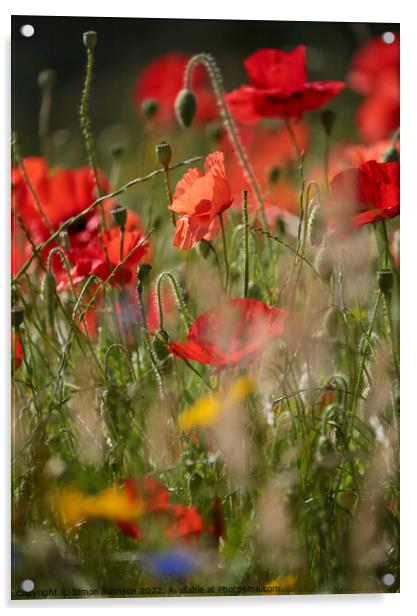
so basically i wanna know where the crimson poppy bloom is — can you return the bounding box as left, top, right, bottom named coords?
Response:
left=134, top=52, right=217, bottom=125
left=12, top=157, right=111, bottom=243
left=348, top=34, right=399, bottom=143
left=170, top=298, right=288, bottom=370
left=118, top=477, right=204, bottom=542
left=330, top=160, right=400, bottom=228
left=169, top=151, right=233, bottom=250
left=225, top=46, right=345, bottom=124
left=57, top=226, right=151, bottom=290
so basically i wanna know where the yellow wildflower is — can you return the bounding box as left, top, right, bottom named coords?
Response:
left=53, top=486, right=144, bottom=528
left=265, top=574, right=298, bottom=594
left=178, top=377, right=254, bottom=432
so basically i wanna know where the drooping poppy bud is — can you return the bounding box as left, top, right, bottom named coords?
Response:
left=141, top=98, right=159, bottom=120
left=323, top=306, right=340, bottom=337
left=83, top=31, right=97, bottom=49
left=136, top=263, right=152, bottom=295
left=315, top=246, right=333, bottom=281
left=377, top=269, right=394, bottom=295
left=308, top=200, right=325, bottom=246
left=268, top=166, right=281, bottom=185
left=42, top=272, right=58, bottom=326
left=320, top=109, right=336, bottom=136
left=155, top=141, right=172, bottom=168
left=175, top=89, right=197, bottom=128
left=111, top=205, right=128, bottom=230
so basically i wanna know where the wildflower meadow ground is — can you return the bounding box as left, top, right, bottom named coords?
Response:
left=11, top=19, right=399, bottom=599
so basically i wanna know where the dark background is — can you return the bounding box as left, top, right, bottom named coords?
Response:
left=11, top=16, right=398, bottom=156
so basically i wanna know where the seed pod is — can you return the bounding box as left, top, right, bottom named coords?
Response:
left=377, top=268, right=394, bottom=295
left=83, top=31, right=97, bottom=49
left=323, top=306, right=340, bottom=337
left=141, top=98, right=159, bottom=120
left=155, top=141, right=172, bottom=168
left=308, top=200, right=325, bottom=246
left=111, top=205, right=128, bottom=229
left=175, top=89, right=197, bottom=128
left=315, top=245, right=333, bottom=281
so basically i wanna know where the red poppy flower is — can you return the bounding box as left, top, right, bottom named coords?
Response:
left=57, top=226, right=151, bottom=290
left=225, top=46, right=345, bottom=124
left=348, top=34, right=399, bottom=143
left=330, top=160, right=400, bottom=228
left=12, top=157, right=111, bottom=243
left=169, top=151, right=233, bottom=250
left=118, top=477, right=204, bottom=542
left=170, top=297, right=288, bottom=370
left=134, top=52, right=217, bottom=125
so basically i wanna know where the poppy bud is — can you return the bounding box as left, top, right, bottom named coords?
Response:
left=11, top=305, right=24, bottom=329
left=83, top=31, right=97, bottom=49
left=268, top=166, right=280, bottom=185
left=320, top=110, right=336, bottom=136
left=111, top=143, right=124, bottom=158
left=175, top=89, right=197, bottom=128
left=323, top=306, right=340, bottom=337
left=315, top=246, right=333, bottom=281
left=42, top=272, right=57, bottom=326
left=59, top=230, right=71, bottom=251
left=247, top=281, right=262, bottom=300
left=196, top=239, right=211, bottom=259
left=382, top=146, right=399, bottom=163
left=206, top=122, right=222, bottom=142
left=136, top=263, right=152, bottom=294
left=141, top=98, right=159, bottom=120
left=111, top=205, right=128, bottom=229
left=38, top=69, right=56, bottom=89
left=155, top=141, right=172, bottom=168
left=308, top=200, right=325, bottom=246
left=377, top=268, right=394, bottom=295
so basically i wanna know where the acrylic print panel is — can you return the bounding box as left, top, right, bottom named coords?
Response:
left=11, top=15, right=400, bottom=600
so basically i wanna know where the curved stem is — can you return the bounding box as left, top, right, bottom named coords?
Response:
left=13, top=157, right=201, bottom=283
left=156, top=271, right=193, bottom=331
left=184, top=53, right=269, bottom=230
left=242, top=190, right=249, bottom=297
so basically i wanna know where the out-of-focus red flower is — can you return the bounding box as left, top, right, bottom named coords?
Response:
left=134, top=52, right=217, bottom=125
left=12, top=332, right=23, bottom=371
left=348, top=34, right=399, bottom=143
left=226, top=46, right=345, bottom=124
left=330, top=160, right=400, bottom=228
left=220, top=122, right=308, bottom=212
left=12, top=157, right=111, bottom=243
left=147, top=284, right=177, bottom=333
left=169, top=151, right=233, bottom=250
left=57, top=226, right=151, bottom=290
left=170, top=297, right=287, bottom=370
left=119, top=477, right=204, bottom=542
